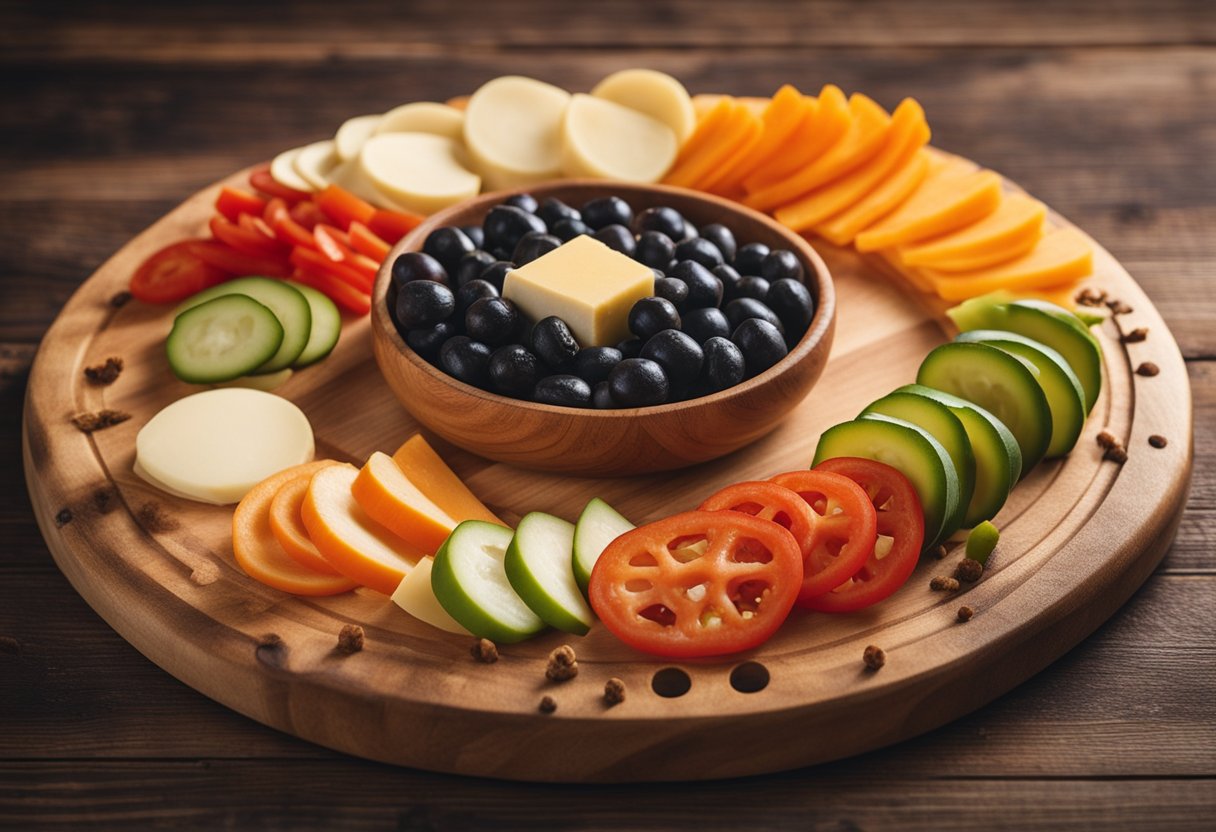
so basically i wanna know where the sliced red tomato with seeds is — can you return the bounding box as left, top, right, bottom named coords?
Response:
left=129, top=240, right=228, bottom=303
left=802, top=458, right=925, bottom=612
left=768, top=469, right=878, bottom=605
left=699, top=479, right=818, bottom=549
left=587, top=510, right=803, bottom=658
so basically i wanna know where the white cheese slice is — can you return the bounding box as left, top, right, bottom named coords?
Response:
left=328, top=158, right=415, bottom=212
left=391, top=557, right=471, bottom=635
left=270, top=146, right=316, bottom=193
left=292, top=140, right=339, bottom=191
left=374, top=102, right=465, bottom=140
left=135, top=389, right=314, bottom=505
left=334, top=114, right=383, bottom=161
left=463, top=75, right=570, bottom=190
left=591, top=68, right=697, bottom=145
left=360, top=133, right=481, bottom=215
left=561, top=93, right=678, bottom=182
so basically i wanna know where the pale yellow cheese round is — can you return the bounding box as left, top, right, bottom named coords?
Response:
left=328, top=158, right=415, bottom=212
left=135, top=389, right=315, bottom=506
left=560, top=94, right=678, bottom=183
left=463, top=76, right=571, bottom=190
left=334, top=114, right=382, bottom=161
left=374, top=102, right=465, bottom=140
left=292, top=140, right=339, bottom=190
left=591, top=68, right=696, bottom=145
left=390, top=557, right=471, bottom=635
left=359, top=133, right=481, bottom=215
left=269, top=145, right=316, bottom=193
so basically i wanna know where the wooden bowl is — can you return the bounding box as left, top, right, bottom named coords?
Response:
left=370, top=181, right=836, bottom=476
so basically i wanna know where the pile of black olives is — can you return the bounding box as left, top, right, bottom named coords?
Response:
left=389, top=193, right=818, bottom=409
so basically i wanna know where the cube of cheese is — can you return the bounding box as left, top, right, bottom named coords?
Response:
left=502, top=235, right=655, bottom=347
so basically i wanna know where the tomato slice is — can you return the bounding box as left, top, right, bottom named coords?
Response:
left=805, top=458, right=925, bottom=612
left=367, top=207, right=424, bottom=244
left=249, top=166, right=312, bottom=202
left=587, top=510, right=803, bottom=658
left=129, top=240, right=228, bottom=303
left=186, top=239, right=290, bottom=278
left=699, top=480, right=818, bottom=549
left=315, top=184, right=376, bottom=229
left=348, top=221, right=391, bottom=261
left=215, top=187, right=268, bottom=224
left=768, top=469, right=878, bottom=605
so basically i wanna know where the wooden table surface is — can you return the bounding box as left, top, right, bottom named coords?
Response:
left=2, top=1, right=1213, bottom=828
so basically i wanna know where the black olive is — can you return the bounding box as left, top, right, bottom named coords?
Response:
left=488, top=344, right=543, bottom=398
left=455, top=278, right=499, bottom=316
left=733, top=242, right=771, bottom=276
left=477, top=260, right=514, bottom=292
left=651, top=267, right=666, bottom=280
left=761, top=248, right=804, bottom=283
left=681, top=307, right=731, bottom=343
left=723, top=297, right=785, bottom=335
left=483, top=205, right=546, bottom=253
left=512, top=232, right=562, bottom=265
left=699, top=336, right=746, bottom=393
left=505, top=193, right=539, bottom=214
left=552, top=217, right=591, bottom=242
left=574, top=346, right=623, bottom=386
left=439, top=336, right=492, bottom=388
left=465, top=297, right=519, bottom=346
left=634, top=230, right=676, bottom=269
left=453, top=250, right=497, bottom=288
left=654, top=276, right=689, bottom=311
left=489, top=246, right=515, bottom=262
left=766, top=278, right=816, bottom=343
left=617, top=337, right=643, bottom=359
left=734, top=275, right=771, bottom=302
left=537, top=197, right=580, bottom=229
left=592, top=381, right=615, bottom=409
left=530, top=316, right=580, bottom=370
left=640, top=329, right=703, bottom=397
left=713, top=263, right=745, bottom=301
left=680, top=219, right=698, bottom=242
left=405, top=320, right=458, bottom=361
left=460, top=224, right=485, bottom=249
left=699, top=223, right=737, bottom=263
left=731, top=318, right=788, bottom=378
left=670, top=260, right=723, bottom=309
left=593, top=223, right=636, bottom=257
left=633, top=206, right=686, bottom=240
left=534, top=374, right=592, bottom=408
left=675, top=237, right=724, bottom=269
left=395, top=280, right=455, bottom=329
left=628, top=296, right=681, bottom=341
left=580, top=196, right=633, bottom=230
left=391, top=252, right=449, bottom=291
left=609, top=358, right=669, bottom=407
left=422, top=227, right=475, bottom=273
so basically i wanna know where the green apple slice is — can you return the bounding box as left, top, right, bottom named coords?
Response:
left=431, top=520, right=544, bottom=643
left=504, top=512, right=593, bottom=635
left=572, top=498, right=635, bottom=592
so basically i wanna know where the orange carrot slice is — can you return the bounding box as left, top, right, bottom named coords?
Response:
left=663, top=101, right=761, bottom=190
left=743, top=84, right=850, bottom=193
left=922, top=227, right=1093, bottom=301
left=855, top=168, right=1003, bottom=252
left=351, top=451, right=460, bottom=553
left=703, top=85, right=807, bottom=196
left=268, top=463, right=345, bottom=575
left=391, top=435, right=505, bottom=526
left=899, top=192, right=1047, bottom=270
left=816, top=150, right=932, bottom=246
left=232, top=461, right=358, bottom=596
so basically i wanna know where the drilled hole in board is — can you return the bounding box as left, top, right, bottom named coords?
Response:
left=651, top=667, right=692, bottom=698
left=729, top=661, right=770, bottom=693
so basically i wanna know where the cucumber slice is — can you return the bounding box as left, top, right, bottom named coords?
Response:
left=947, top=293, right=1102, bottom=414
left=177, top=277, right=312, bottom=373
left=166, top=294, right=284, bottom=384
left=504, top=512, right=592, bottom=635
left=286, top=280, right=342, bottom=367
left=572, top=498, right=635, bottom=593
left=813, top=414, right=961, bottom=548
left=431, top=521, right=544, bottom=643
left=894, top=384, right=1021, bottom=528
left=956, top=330, right=1086, bottom=458
left=917, top=342, right=1052, bottom=479
left=860, top=392, right=974, bottom=536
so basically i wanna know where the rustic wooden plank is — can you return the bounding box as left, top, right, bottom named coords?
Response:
left=2, top=0, right=1213, bottom=60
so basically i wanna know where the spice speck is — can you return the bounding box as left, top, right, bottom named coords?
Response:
left=1121, top=327, right=1149, bottom=344
left=955, top=558, right=984, bottom=583
left=471, top=638, right=499, bottom=664
left=863, top=645, right=886, bottom=671
left=957, top=606, right=975, bottom=623
left=930, top=576, right=961, bottom=592
left=546, top=645, right=578, bottom=682
left=1136, top=362, right=1160, bottom=377
left=604, top=677, right=627, bottom=706
left=337, top=624, right=364, bottom=654
left=1148, top=435, right=1168, bottom=449
left=538, top=695, right=557, bottom=714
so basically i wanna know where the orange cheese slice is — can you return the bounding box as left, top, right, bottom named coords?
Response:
left=816, top=150, right=931, bottom=246
left=855, top=167, right=1003, bottom=252
left=773, top=98, right=929, bottom=234
left=738, top=97, right=771, bottom=117
left=391, top=434, right=505, bottom=527
left=352, top=451, right=459, bottom=554
left=301, top=463, right=426, bottom=595
left=663, top=100, right=761, bottom=189
left=704, top=85, right=808, bottom=196
left=899, top=192, right=1047, bottom=271
left=692, top=94, right=730, bottom=120
left=690, top=102, right=765, bottom=191
left=746, top=93, right=893, bottom=212
left=922, top=227, right=1094, bottom=301
left=743, top=84, right=850, bottom=193
left=268, top=462, right=346, bottom=575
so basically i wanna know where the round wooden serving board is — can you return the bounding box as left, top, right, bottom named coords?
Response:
left=24, top=167, right=1192, bottom=783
